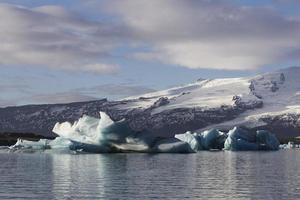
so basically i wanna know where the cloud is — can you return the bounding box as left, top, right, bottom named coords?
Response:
left=0, top=84, right=155, bottom=107
left=0, top=3, right=123, bottom=74
left=82, top=63, right=119, bottom=74
left=0, top=81, right=32, bottom=107
left=0, top=99, right=17, bottom=107
left=78, top=84, right=156, bottom=99
left=28, top=92, right=99, bottom=104
left=0, top=83, right=31, bottom=93
left=103, top=0, right=300, bottom=70
left=273, top=0, right=300, bottom=4
left=2, top=1, right=300, bottom=72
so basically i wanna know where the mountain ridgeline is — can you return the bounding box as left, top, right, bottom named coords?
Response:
left=1, top=67, right=300, bottom=140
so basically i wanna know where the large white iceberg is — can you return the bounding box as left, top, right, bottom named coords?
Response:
left=52, top=112, right=132, bottom=152
left=11, top=112, right=195, bottom=153
left=52, top=112, right=163, bottom=153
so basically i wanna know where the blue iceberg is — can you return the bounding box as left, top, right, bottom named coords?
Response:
left=224, top=127, right=280, bottom=151
left=175, top=129, right=227, bottom=151
left=153, top=138, right=194, bottom=153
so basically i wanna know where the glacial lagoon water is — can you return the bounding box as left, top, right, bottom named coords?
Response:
left=0, top=150, right=299, bottom=200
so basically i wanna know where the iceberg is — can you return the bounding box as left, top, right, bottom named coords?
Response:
left=153, top=138, right=194, bottom=153
left=175, top=129, right=227, bottom=151
left=10, top=112, right=195, bottom=153
left=9, top=112, right=280, bottom=153
left=48, top=137, right=73, bottom=149
left=52, top=112, right=140, bottom=153
left=199, top=129, right=227, bottom=150
left=175, top=131, right=199, bottom=151
left=224, top=127, right=279, bottom=151
left=53, top=112, right=131, bottom=145
left=279, top=141, right=300, bottom=149
left=256, top=130, right=280, bottom=150
left=10, top=139, right=49, bottom=150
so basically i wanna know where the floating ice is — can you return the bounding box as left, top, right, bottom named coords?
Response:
left=256, top=130, right=280, bottom=150
left=175, top=129, right=227, bottom=151
left=175, top=131, right=199, bottom=151
left=9, top=113, right=280, bottom=153
left=10, top=139, right=49, bottom=150
left=200, top=129, right=227, bottom=150
left=53, top=112, right=125, bottom=145
left=48, top=137, right=73, bottom=149
left=154, top=138, right=194, bottom=153
left=52, top=112, right=142, bottom=153
left=224, top=127, right=280, bottom=151
left=279, top=141, right=300, bottom=149
left=10, top=112, right=195, bottom=153
left=286, top=141, right=295, bottom=149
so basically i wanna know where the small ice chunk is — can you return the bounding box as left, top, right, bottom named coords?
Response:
left=175, top=131, right=199, bottom=152
left=153, top=138, right=194, bottom=153
left=10, top=139, right=49, bottom=150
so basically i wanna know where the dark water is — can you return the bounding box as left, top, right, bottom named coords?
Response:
left=0, top=150, right=299, bottom=200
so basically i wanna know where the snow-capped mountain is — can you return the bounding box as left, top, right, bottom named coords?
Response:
left=1, top=67, right=300, bottom=139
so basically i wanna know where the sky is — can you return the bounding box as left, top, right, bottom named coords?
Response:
left=1, top=0, right=300, bottom=107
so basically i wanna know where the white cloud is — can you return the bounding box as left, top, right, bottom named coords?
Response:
left=28, top=92, right=99, bottom=104
left=2, top=1, right=300, bottom=72
left=0, top=82, right=155, bottom=107
left=79, top=84, right=156, bottom=98
left=26, top=84, right=155, bottom=105
left=104, top=0, right=300, bottom=70
left=0, top=3, right=122, bottom=74
left=82, top=63, right=119, bottom=74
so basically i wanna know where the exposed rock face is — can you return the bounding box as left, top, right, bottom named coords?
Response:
left=270, top=81, right=279, bottom=92
left=280, top=73, right=285, bottom=83
left=232, top=95, right=263, bottom=110
left=256, top=113, right=300, bottom=139
left=151, top=97, right=169, bottom=108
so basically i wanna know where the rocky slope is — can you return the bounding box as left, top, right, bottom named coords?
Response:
left=1, top=67, right=300, bottom=139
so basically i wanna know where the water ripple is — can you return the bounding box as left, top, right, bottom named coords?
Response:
left=0, top=151, right=299, bottom=199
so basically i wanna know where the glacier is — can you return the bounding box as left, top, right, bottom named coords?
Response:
left=9, top=112, right=280, bottom=153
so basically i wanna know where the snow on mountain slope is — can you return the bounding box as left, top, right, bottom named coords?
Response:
left=124, top=67, right=300, bottom=114
left=118, top=66, right=300, bottom=137
left=196, top=67, right=300, bottom=131
left=122, top=77, right=258, bottom=113
left=250, top=67, right=300, bottom=115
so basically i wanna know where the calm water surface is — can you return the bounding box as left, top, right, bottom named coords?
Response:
left=0, top=150, right=299, bottom=199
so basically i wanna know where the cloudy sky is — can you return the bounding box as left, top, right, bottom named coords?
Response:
left=1, top=0, right=300, bottom=107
